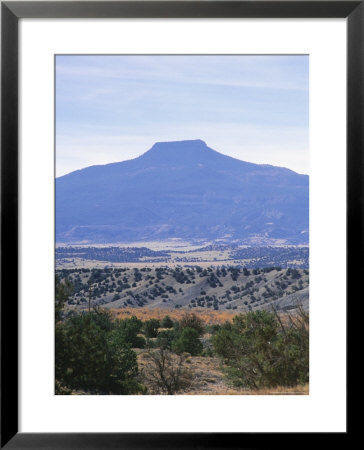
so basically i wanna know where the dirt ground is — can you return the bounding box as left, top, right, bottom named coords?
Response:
left=136, top=350, right=308, bottom=395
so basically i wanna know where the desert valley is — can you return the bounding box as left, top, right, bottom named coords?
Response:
left=55, top=140, right=309, bottom=396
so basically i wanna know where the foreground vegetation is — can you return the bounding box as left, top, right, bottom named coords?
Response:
left=55, top=275, right=309, bottom=395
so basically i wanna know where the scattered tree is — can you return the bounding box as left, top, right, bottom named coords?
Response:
left=141, top=348, right=193, bottom=394
left=144, top=318, right=160, bottom=338
left=179, top=313, right=204, bottom=336
left=161, top=315, right=174, bottom=329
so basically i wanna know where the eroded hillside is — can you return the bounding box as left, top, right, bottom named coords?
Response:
left=57, top=266, right=309, bottom=313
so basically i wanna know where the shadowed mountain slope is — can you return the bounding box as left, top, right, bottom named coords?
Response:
left=56, top=139, right=309, bottom=244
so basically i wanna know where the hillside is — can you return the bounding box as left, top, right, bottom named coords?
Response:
left=57, top=266, right=309, bottom=313
left=56, top=139, right=309, bottom=244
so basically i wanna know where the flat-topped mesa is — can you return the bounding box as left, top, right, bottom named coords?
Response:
left=139, top=139, right=212, bottom=164
left=152, top=139, right=207, bottom=149
left=56, top=138, right=308, bottom=244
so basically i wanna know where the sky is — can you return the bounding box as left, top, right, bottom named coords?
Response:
left=56, top=55, right=309, bottom=177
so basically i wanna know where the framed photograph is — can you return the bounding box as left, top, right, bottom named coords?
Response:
left=1, top=0, right=355, bottom=447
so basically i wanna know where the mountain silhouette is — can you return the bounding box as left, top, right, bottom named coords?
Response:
left=56, top=139, right=309, bottom=244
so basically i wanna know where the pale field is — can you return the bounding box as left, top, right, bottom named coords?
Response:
left=56, top=240, right=308, bottom=251
left=56, top=239, right=209, bottom=251
left=168, top=249, right=231, bottom=260
left=56, top=256, right=244, bottom=270
left=286, top=259, right=306, bottom=265
left=56, top=240, right=308, bottom=269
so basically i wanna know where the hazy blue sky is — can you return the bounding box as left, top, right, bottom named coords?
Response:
left=56, top=55, right=309, bottom=177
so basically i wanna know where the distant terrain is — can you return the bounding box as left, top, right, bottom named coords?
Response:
left=56, top=244, right=309, bottom=269
left=56, top=139, right=309, bottom=244
left=57, top=265, right=309, bottom=313
left=55, top=139, right=309, bottom=319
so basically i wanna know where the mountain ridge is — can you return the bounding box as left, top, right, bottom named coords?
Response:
left=58, top=139, right=306, bottom=179
left=56, top=140, right=309, bottom=244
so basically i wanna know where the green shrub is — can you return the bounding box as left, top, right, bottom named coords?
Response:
left=201, top=347, right=214, bottom=357
left=115, top=315, right=146, bottom=348
left=56, top=311, right=143, bottom=394
left=179, top=313, right=204, bottom=336
left=172, top=327, right=203, bottom=356
left=55, top=275, right=73, bottom=322
left=144, top=318, right=160, bottom=338
left=161, top=315, right=174, bottom=329
left=156, top=329, right=178, bottom=349
left=212, top=310, right=309, bottom=389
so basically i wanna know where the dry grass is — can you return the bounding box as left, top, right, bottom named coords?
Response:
left=109, top=307, right=307, bottom=328
left=110, top=307, right=237, bottom=325
left=56, top=258, right=235, bottom=270
left=136, top=351, right=308, bottom=395
left=240, top=384, right=309, bottom=395
left=183, top=356, right=308, bottom=395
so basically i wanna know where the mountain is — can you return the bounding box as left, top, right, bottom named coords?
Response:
left=56, top=139, right=309, bottom=244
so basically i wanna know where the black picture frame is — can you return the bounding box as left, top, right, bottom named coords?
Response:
left=1, top=1, right=356, bottom=448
